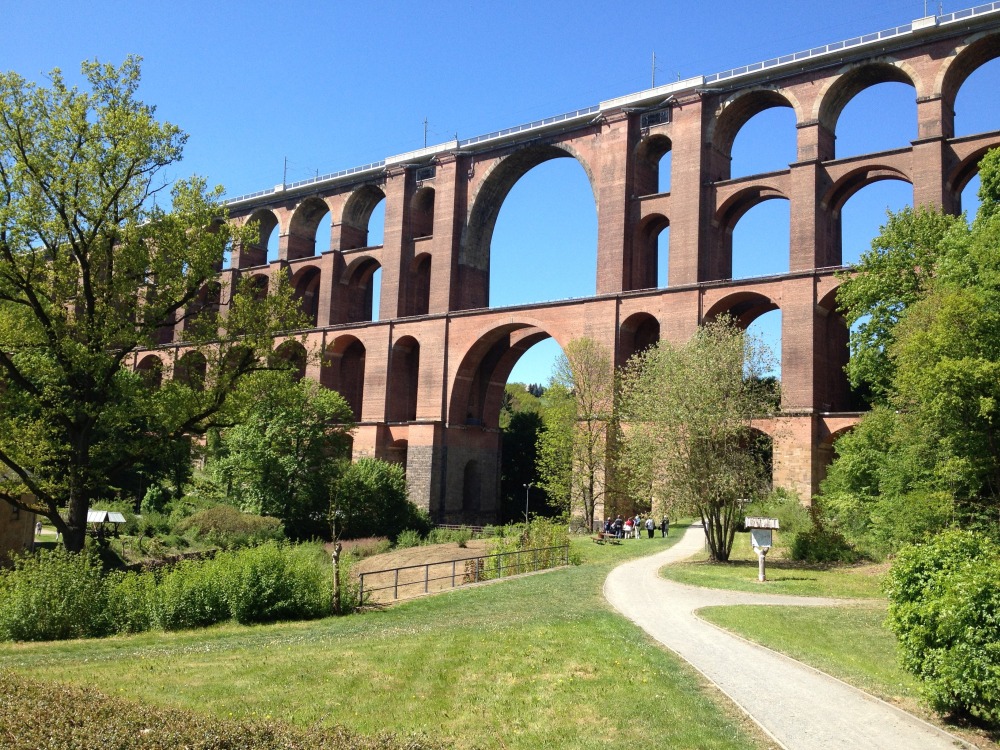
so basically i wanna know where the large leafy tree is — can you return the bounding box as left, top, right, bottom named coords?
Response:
left=824, top=149, right=1000, bottom=548
left=211, top=372, right=354, bottom=540
left=535, top=339, right=616, bottom=531
left=0, top=58, right=304, bottom=550
left=618, top=319, right=776, bottom=561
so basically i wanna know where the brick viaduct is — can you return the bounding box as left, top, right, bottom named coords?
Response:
left=136, top=7, right=1000, bottom=525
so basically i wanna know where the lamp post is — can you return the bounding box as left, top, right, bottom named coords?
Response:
left=523, top=482, right=532, bottom=523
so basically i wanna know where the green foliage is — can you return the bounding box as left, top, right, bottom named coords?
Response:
left=886, top=530, right=1000, bottom=724
left=0, top=542, right=337, bottom=642
left=789, top=527, right=860, bottom=564
left=393, top=529, right=423, bottom=549
left=215, top=543, right=331, bottom=625
left=176, top=504, right=285, bottom=549
left=213, top=372, right=354, bottom=540
left=618, top=318, right=777, bottom=561
left=744, top=488, right=813, bottom=537
left=837, top=206, right=966, bottom=403
left=0, top=549, right=110, bottom=641
left=0, top=670, right=446, bottom=750
left=0, top=58, right=308, bottom=550
left=481, top=518, right=571, bottom=579
left=534, top=381, right=576, bottom=518
left=333, top=458, right=430, bottom=540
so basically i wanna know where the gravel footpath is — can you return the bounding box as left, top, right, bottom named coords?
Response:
left=603, top=524, right=974, bottom=750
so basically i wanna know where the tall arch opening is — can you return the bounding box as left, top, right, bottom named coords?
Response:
left=704, top=292, right=782, bottom=383
left=404, top=253, right=431, bottom=317
left=321, top=336, right=366, bottom=421
left=731, top=198, right=791, bottom=279
left=820, top=64, right=916, bottom=159
left=339, top=257, right=382, bottom=323
left=287, top=197, right=330, bottom=260
left=712, top=89, right=797, bottom=181
left=461, top=145, right=597, bottom=310
left=411, top=186, right=435, bottom=239
left=174, top=351, right=207, bottom=391
left=839, top=180, right=913, bottom=266
left=635, top=134, right=672, bottom=195
left=136, top=355, right=163, bottom=389
left=241, top=209, right=279, bottom=267
left=632, top=214, right=669, bottom=291
left=730, top=107, right=796, bottom=178
left=341, top=185, right=386, bottom=250
left=943, top=31, right=1000, bottom=138
left=619, top=312, right=660, bottom=367
left=387, top=336, right=420, bottom=423
left=271, top=340, right=307, bottom=382
left=290, top=266, right=322, bottom=326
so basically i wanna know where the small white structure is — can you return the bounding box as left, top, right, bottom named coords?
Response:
left=744, top=516, right=779, bottom=582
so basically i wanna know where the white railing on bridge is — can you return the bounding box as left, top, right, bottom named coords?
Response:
left=224, top=3, right=1000, bottom=208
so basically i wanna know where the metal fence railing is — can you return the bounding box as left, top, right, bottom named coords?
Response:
left=358, top=543, right=570, bottom=604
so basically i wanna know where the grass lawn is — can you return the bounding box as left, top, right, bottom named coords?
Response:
left=0, top=526, right=774, bottom=750
left=661, top=531, right=885, bottom=599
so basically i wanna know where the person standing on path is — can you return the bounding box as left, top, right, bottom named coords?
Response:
left=645, top=516, right=655, bottom=538
left=660, top=516, right=669, bottom=537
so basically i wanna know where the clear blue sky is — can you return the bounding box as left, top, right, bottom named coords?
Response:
left=4, top=1, right=996, bottom=384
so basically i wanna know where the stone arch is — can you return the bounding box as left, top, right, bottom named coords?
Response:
left=271, top=340, right=307, bottom=382
left=715, top=184, right=789, bottom=232
left=290, top=265, right=322, bottom=326
left=287, top=197, right=331, bottom=260
left=815, top=59, right=921, bottom=139
left=631, top=213, right=669, bottom=291
left=816, top=284, right=854, bottom=412
left=823, top=164, right=912, bottom=215
left=703, top=291, right=779, bottom=329
left=823, top=165, right=912, bottom=267
left=239, top=208, right=280, bottom=268
left=387, top=336, right=420, bottom=423
left=449, top=319, right=568, bottom=429
left=410, top=186, right=435, bottom=238
left=136, top=354, right=163, bottom=389
left=321, top=335, right=366, bottom=420
left=340, top=255, right=382, bottom=323
left=459, top=143, right=597, bottom=310
left=244, top=273, right=269, bottom=301
left=404, top=253, right=431, bottom=317
left=184, top=281, right=221, bottom=334
left=948, top=146, right=996, bottom=211
left=619, top=312, right=660, bottom=366
left=938, top=30, right=1000, bottom=125
left=634, top=133, right=672, bottom=196
left=816, top=422, right=858, bottom=486
left=174, top=350, right=207, bottom=391
left=341, top=184, right=386, bottom=250
left=710, top=87, right=802, bottom=165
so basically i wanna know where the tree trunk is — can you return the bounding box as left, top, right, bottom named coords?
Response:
left=62, top=493, right=88, bottom=553
left=332, top=542, right=342, bottom=615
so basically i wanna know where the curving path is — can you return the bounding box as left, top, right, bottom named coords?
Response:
left=604, top=524, right=974, bottom=750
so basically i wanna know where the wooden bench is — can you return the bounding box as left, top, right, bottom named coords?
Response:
left=592, top=532, right=620, bottom=545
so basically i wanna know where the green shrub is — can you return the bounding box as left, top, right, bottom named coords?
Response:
left=394, top=529, right=423, bottom=549
left=0, top=548, right=110, bottom=641
left=105, top=570, right=156, bottom=634
left=151, top=559, right=228, bottom=631
left=217, top=542, right=331, bottom=624
left=0, top=669, right=446, bottom=750
left=334, top=458, right=431, bottom=540
left=886, top=530, right=1000, bottom=724
left=141, top=483, right=170, bottom=514
left=177, top=504, right=285, bottom=549
left=482, top=519, right=569, bottom=579
left=789, top=527, right=860, bottom=564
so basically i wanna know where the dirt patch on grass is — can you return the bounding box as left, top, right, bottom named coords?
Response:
left=348, top=540, right=494, bottom=604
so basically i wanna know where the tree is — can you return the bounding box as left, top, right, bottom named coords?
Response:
left=331, top=458, right=430, bottom=540
left=535, top=338, right=616, bottom=531
left=0, top=58, right=305, bottom=550
left=618, top=319, right=777, bottom=561
left=211, top=372, right=354, bottom=540
left=836, top=206, right=964, bottom=404
left=823, top=148, right=1000, bottom=546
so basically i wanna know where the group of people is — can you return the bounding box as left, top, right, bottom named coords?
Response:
left=602, top=514, right=669, bottom=539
